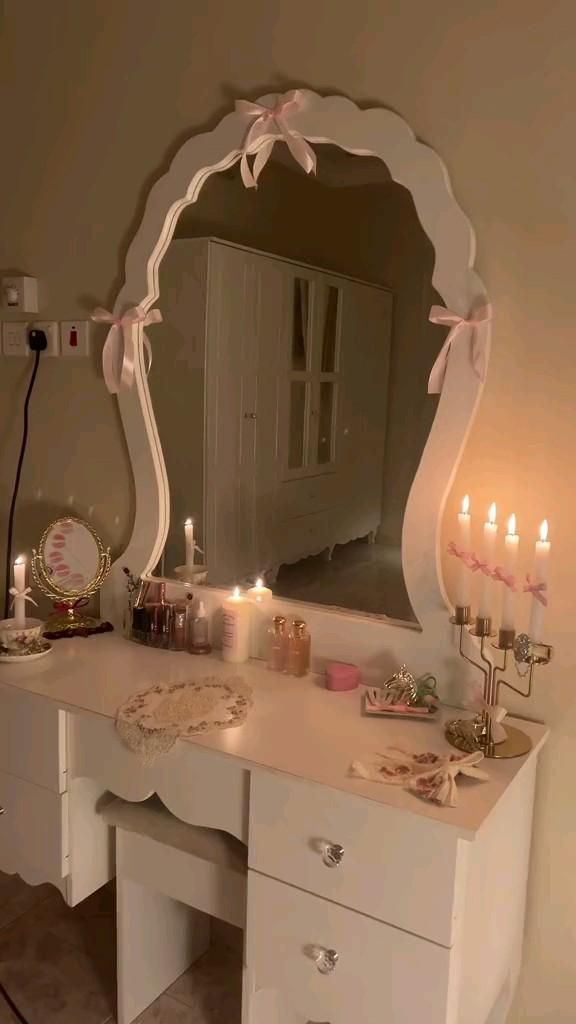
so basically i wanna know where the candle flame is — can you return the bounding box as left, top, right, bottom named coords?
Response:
left=540, top=519, right=549, bottom=543
left=14, top=555, right=25, bottom=565
left=256, top=577, right=264, bottom=588
left=233, top=585, right=241, bottom=599
left=488, top=502, right=497, bottom=525
left=184, top=517, right=193, bottom=526
left=461, top=494, right=470, bottom=515
left=507, top=513, right=517, bottom=536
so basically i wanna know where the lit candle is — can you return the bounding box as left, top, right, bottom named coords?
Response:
left=12, top=556, right=27, bottom=627
left=477, top=502, right=498, bottom=621
left=456, top=495, right=471, bottom=608
left=528, top=520, right=550, bottom=641
left=184, top=518, right=195, bottom=569
left=221, top=586, right=251, bottom=663
left=500, top=514, right=519, bottom=632
left=247, top=576, right=274, bottom=659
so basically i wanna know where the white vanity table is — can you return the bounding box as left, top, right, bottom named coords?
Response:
left=0, top=634, right=547, bottom=1023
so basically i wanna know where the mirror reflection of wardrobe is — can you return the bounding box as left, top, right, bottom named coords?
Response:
left=152, top=237, right=393, bottom=585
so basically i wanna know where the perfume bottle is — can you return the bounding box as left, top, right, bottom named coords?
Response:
left=188, top=601, right=212, bottom=655
left=171, top=606, right=187, bottom=651
left=267, top=615, right=287, bottom=672
left=286, top=619, right=311, bottom=677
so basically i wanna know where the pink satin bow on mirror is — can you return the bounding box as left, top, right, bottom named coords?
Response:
left=91, top=305, right=162, bottom=394
left=428, top=303, right=492, bottom=394
left=235, top=90, right=317, bottom=189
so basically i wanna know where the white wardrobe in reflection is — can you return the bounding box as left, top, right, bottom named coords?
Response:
left=153, top=238, right=393, bottom=584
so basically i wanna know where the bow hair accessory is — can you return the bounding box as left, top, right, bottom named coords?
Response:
left=91, top=305, right=162, bottom=394
left=428, top=303, right=492, bottom=394
left=235, top=90, right=317, bottom=189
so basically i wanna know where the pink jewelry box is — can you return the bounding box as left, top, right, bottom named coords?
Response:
left=325, top=661, right=361, bottom=691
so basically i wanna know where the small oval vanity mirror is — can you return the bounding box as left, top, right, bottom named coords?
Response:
left=32, top=517, right=112, bottom=636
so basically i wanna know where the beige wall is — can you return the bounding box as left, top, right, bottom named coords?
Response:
left=0, top=1, right=574, bottom=1018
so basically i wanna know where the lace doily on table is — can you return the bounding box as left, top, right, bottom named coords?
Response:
left=116, top=676, right=253, bottom=761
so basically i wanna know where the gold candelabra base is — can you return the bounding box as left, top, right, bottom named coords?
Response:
left=446, top=607, right=552, bottom=759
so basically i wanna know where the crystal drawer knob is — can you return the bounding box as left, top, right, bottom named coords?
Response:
left=315, top=948, right=339, bottom=974
left=322, top=842, right=344, bottom=868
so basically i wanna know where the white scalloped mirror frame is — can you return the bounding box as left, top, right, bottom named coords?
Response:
left=100, top=89, right=489, bottom=671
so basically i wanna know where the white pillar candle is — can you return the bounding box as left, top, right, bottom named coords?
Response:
left=184, top=518, right=195, bottom=569
left=12, top=556, right=27, bottom=627
left=246, top=577, right=274, bottom=659
left=456, top=494, right=471, bottom=607
left=222, top=586, right=251, bottom=663
left=477, top=502, right=498, bottom=620
left=500, top=514, right=519, bottom=632
left=528, top=520, right=550, bottom=641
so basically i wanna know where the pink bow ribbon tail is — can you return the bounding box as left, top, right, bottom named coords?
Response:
left=236, top=90, right=317, bottom=189
left=428, top=302, right=492, bottom=394
left=491, top=565, right=517, bottom=591
left=468, top=552, right=491, bottom=576
left=523, top=575, right=548, bottom=607
left=91, top=305, right=162, bottom=394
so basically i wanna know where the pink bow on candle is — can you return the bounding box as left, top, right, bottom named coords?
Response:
left=9, top=586, right=38, bottom=609
left=235, top=90, right=317, bottom=189
left=447, top=541, right=471, bottom=565
left=468, top=553, right=491, bottom=576
left=523, top=574, right=548, bottom=607
left=491, top=565, right=517, bottom=590
left=91, top=305, right=162, bottom=394
left=428, top=303, right=492, bottom=394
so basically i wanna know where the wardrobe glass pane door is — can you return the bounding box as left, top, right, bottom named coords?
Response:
left=320, top=285, right=340, bottom=372
left=317, top=381, right=335, bottom=464
left=288, top=380, right=307, bottom=469
left=291, top=278, right=310, bottom=371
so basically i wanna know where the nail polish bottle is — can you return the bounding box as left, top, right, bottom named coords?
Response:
left=171, top=606, right=187, bottom=651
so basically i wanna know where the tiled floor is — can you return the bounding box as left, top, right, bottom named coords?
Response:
left=0, top=872, right=242, bottom=1023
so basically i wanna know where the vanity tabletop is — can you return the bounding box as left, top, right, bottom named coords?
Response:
left=0, top=633, right=548, bottom=838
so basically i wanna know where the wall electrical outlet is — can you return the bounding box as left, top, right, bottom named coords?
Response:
left=60, top=320, right=90, bottom=357
left=30, top=321, right=59, bottom=356
left=2, top=322, right=29, bottom=356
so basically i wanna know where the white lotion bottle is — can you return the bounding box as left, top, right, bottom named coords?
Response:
left=221, top=587, right=251, bottom=663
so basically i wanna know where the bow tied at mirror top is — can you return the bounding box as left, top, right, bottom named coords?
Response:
left=92, top=91, right=490, bottom=396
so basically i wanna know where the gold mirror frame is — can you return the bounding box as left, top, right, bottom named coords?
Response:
left=31, top=517, right=112, bottom=636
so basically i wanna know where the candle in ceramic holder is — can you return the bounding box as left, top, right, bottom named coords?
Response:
left=12, top=556, right=27, bottom=628
left=222, top=586, right=251, bottom=663
left=476, top=502, right=497, bottom=632
left=499, top=513, right=519, bottom=647
left=528, top=520, right=550, bottom=642
left=455, top=494, right=471, bottom=615
left=246, top=576, right=273, bottom=659
left=184, top=518, right=195, bottom=569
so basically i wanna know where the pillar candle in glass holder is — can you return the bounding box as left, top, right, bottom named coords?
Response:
left=246, top=577, right=273, bottom=659
left=528, top=520, right=550, bottom=641
left=12, top=556, right=27, bottom=627
left=184, top=518, right=195, bottom=569
left=222, top=586, right=251, bottom=663
left=456, top=495, right=471, bottom=607
left=500, top=514, right=519, bottom=632
left=477, top=503, right=497, bottom=621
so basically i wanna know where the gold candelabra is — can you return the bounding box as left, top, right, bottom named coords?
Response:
left=445, top=605, right=552, bottom=759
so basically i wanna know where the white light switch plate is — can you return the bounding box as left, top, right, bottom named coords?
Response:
left=60, top=320, right=90, bottom=357
left=30, top=321, right=59, bottom=356
left=2, top=322, right=29, bottom=356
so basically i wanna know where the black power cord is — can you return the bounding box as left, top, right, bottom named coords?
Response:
left=0, top=979, right=30, bottom=1024
left=2, top=329, right=46, bottom=620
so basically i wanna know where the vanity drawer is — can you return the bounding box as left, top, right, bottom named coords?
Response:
left=249, top=771, right=465, bottom=947
left=0, top=685, right=66, bottom=793
left=0, top=770, right=68, bottom=889
left=245, top=871, right=455, bottom=1024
